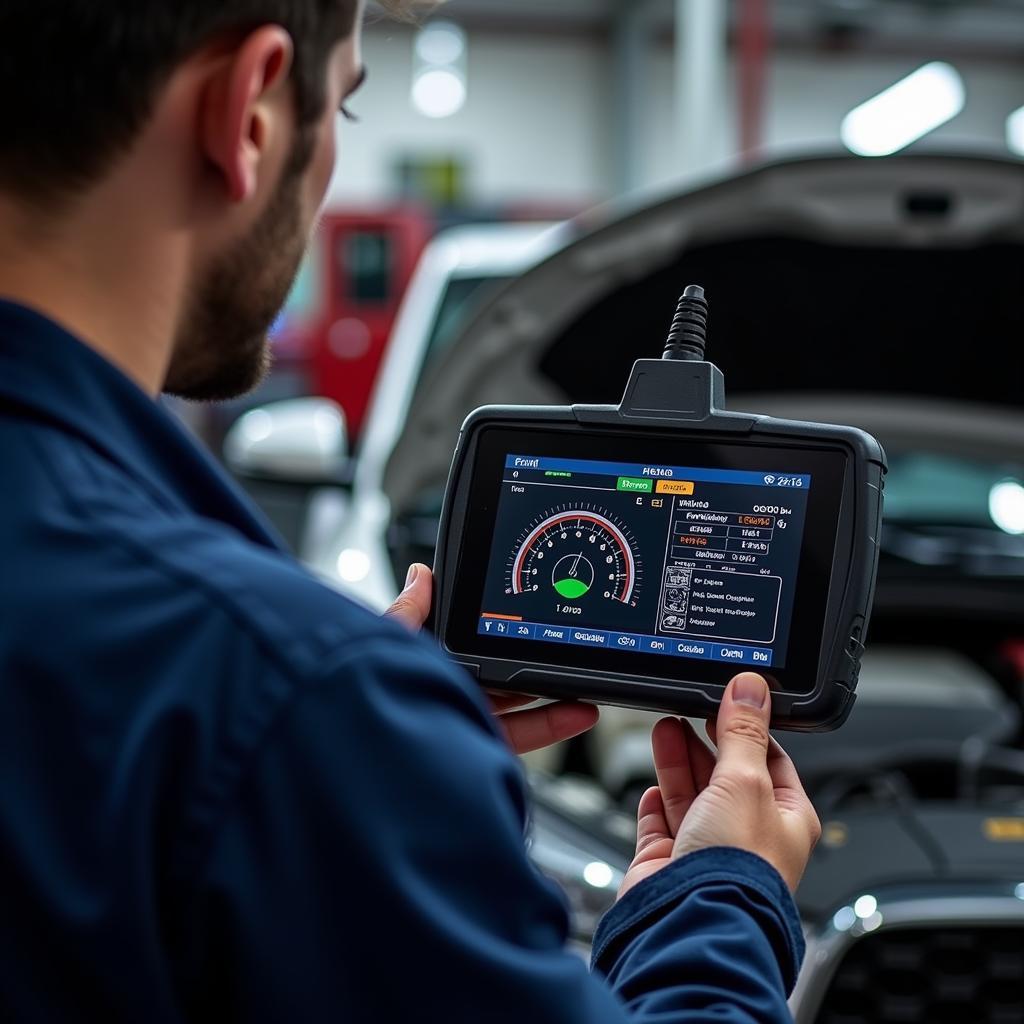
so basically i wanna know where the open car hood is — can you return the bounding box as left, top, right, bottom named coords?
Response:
left=385, top=151, right=1024, bottom=516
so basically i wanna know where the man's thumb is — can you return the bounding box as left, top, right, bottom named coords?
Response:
left=384, top=563, right=432, bottom=631
left=712, top=673, right=772, bottom=770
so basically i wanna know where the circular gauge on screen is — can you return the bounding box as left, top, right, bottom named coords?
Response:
left=505, top=504, right=642, bottom=606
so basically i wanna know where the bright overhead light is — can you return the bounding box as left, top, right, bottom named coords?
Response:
left=861, top=910, right=884, bottom=933
left=416, top=21, right=466, bottom=67
left=412, top=68, right=467, bottom=119
left=989, top=480, right=1024, bottom=535
left=1007, top=106, right=1024, bottom=156
left=841, top=62, right=964, bottom=157
left=853, top=894, right=878, bottom=919
left=336, top=548, right=371, bottom=583
left=582, top=861, right=615, bottom=889
left=832, top=906, right=857, bottom=932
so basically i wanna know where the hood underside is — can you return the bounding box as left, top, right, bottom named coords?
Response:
left=386, top=152, right=1024, bottom=514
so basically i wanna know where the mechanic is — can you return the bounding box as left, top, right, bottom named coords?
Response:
left=0, top=2, right=821, bottom=1021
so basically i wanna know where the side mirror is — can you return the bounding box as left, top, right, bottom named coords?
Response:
left=223, top=398, right=351, bottom=486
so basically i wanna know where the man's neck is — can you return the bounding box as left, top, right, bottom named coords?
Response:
left=0, top=189, right=188, bottom=399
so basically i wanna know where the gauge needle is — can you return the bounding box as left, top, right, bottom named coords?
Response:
left=569, top=553, right=583, bottom=578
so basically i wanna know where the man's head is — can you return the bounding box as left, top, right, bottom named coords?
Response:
left=0, top=1, right=415, bottom=400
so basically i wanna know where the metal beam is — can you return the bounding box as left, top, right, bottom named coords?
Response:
left=675, top=0, right=730, bottom=180
left=738, top=0, right=772, bottom=161
left=611, top=1, right=655, bottom=195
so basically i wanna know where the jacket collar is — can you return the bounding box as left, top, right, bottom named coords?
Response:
left=0, top=298, right=285, bottom=552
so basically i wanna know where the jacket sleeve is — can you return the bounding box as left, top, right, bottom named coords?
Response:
left=176, top=631, right=803, bottom=1022
left=593, top=848, right=804, bottom=1021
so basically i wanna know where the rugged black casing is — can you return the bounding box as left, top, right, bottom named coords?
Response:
left=432, top=359, right=886, bottom=731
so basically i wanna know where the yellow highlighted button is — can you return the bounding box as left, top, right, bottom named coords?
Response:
left=655, top=480, right=695, bottom=495
left=984, top=818, right=1024, bottom=841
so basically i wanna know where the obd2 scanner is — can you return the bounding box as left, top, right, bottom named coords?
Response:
left=432, top=286, right=886, bottom=730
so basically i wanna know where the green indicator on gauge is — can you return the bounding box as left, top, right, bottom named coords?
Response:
left=552, top=553, right=594, bottom=600
left=508, top=505, right=640, bottom=607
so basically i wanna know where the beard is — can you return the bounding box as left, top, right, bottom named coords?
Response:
left=164, top=154, right=311, bottom=402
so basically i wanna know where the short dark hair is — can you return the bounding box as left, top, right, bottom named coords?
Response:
left=0, top=2, right=410, bottom=203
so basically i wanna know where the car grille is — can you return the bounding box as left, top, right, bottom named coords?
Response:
left=816, top=926, right=1024, bottom=1024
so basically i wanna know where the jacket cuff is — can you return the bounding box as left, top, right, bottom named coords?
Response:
left=591, top=847, right=805, bottom=991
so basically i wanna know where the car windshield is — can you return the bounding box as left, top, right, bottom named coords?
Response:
left=422, top=275, right=511, bottom=373
left=885, top=452, right=1024, bottom=531
left=881, top=450, right=1024, bottom=577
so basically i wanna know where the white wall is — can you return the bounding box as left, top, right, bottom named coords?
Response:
left=766, top=55, right=1024, bottom=153
left=327, top=23, right=1024, bottom=208
left=646, top=49, right=1024, bottom=190
left=327, top=27, right=613, bottom=206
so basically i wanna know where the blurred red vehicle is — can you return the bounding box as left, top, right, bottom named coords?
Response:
left=271, top=206, right=431, bottom=443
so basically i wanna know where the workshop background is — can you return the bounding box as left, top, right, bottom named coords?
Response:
left=208, top=4, right=1024, bottom=1023
left=334, top=0, right=1024, bottom=203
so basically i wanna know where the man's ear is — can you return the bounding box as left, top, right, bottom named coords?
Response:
left=200, top=26, right=295, bottom=204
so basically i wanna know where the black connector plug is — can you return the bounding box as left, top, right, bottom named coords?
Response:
left=597, top=279, right=749, bottom=427
left=663, top=284, right=708, bottom=361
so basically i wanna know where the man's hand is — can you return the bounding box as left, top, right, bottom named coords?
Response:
left=385, top=564, right=599, bottom=754
left=620, top=673, right=820, bottom=897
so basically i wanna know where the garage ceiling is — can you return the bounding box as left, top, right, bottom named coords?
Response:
left=369, top=0, right=1024, bottom=55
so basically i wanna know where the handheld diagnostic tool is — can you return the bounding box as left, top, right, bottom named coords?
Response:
left=432, top=287, right=886, bottom=730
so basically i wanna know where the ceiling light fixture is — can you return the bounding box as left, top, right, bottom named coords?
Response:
left=412, top=20, right=467, bottom=120
left=989, top=479, right=1024, bottom=535
left=415, top=20, right=466, bottom=67
left=412, top=69, right=467, bottom=119
left=1007, top=105, right=1024, bottom=156
left=841, top=62, right=965, bottom=157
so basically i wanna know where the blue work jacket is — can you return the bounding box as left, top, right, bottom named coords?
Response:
left=0, top=299, right=804, bottom=1022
